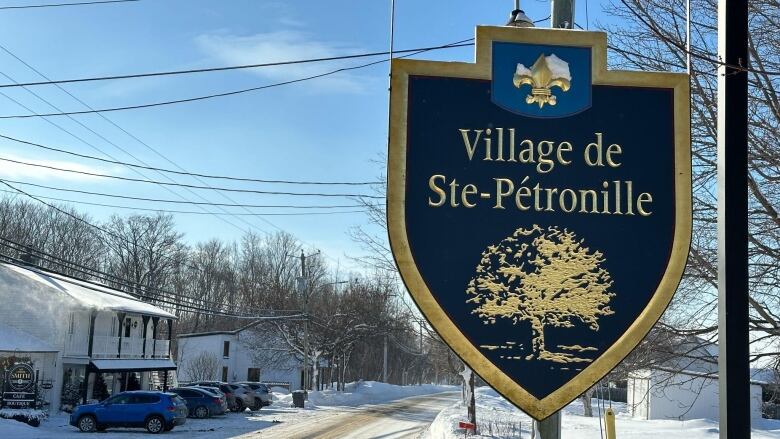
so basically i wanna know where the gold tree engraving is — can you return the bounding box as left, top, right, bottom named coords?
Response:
left=466, top=225, right=615, bottom=363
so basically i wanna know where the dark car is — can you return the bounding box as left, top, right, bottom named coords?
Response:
left=171, top=387, right=227, bottom=418
left=187, top=381, right=239, bottom=411
left=237, top=382, right=272, bottom=407
left=69, top=391, right=187, bottom=434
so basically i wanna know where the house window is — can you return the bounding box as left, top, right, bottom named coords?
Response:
left=67, top=313, right=75, bottom=335
left=221, top=366, right=228, bottom=382
left=223, top=341, right=230, bottom=358
left=124, top=318, right=131, bottom=338
left=248, top=368, right=260, bottom=382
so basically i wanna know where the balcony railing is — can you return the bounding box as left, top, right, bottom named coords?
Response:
left=92, top=335, right=120, bottom=359
left=153, top=340, right=169, bottom=358
left=79, top=335, right=170, bottom=359
left=64, top=333, right=88, bottom=357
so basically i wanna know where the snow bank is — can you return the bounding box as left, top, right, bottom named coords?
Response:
left=0, top=418, right=39, bottom=434
left=273, top=381, right=457, bottom=408
left=425, top=387, right=780, bottom=439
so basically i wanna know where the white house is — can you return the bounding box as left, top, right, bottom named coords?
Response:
left=0, top=262, right=177, bottom=413
left=627, top=338, right=763, bottom=421
left=177, top=322, right=302, bottom=390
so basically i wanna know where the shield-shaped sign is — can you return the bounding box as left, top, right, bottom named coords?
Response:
left=387, top=27, right=691, bottom=420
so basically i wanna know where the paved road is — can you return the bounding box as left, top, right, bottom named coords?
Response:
left=241, top=392, right=459, bottom=439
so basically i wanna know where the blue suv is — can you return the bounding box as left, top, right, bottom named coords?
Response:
left=70, top=391, right=188, bottom=434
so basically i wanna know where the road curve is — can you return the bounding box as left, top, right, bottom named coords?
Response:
left=241, top=391, right=459, bottom=439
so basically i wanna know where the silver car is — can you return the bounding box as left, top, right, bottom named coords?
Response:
left=227, top=383, right=258, bottom=411
left=237, top=382, right=272, bottom=408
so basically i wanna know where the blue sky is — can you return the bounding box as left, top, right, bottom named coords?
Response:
left=0, top=0, right=610, bottom=270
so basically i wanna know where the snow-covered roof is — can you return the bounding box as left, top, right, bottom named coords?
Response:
left=0, top=322, right=57, bottom=352
left=0, top=263, right=175, bottom=319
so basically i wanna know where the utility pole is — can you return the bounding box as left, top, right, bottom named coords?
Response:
left=540, top=4, right=568, bottom=438
left=551, top=0, right=575, bottom=29
left=717, top=0, right=750, bottom=437
left=299, top=250, right=309, bottom=392
left=383, top=334, right=388, bottom=382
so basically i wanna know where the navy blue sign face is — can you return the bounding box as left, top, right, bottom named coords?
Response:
left=388, top=27, right=690, bottom=420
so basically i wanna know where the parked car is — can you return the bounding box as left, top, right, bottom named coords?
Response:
left=69, top=391, right=187, bottom=434
left=187, top=381, right=239, bottom=412
left=170, top=387, right=227, bottom=418
left=227, top=383, right=259, bottom=411
left=237, top=382, right=272, bottom=407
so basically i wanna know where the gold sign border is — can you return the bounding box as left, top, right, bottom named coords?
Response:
left=387, top=26, right=692, bottom=420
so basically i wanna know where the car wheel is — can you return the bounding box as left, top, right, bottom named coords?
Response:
left=194, top=406, right=209, bottom=419
left=231, top=399, right=244, bottom=412
left=145, top=415, right=165, bottom=434
left=78, top=415, right=97, bottom=432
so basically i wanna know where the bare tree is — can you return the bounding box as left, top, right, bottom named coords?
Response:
left=182, top=351, right=220, bottom=382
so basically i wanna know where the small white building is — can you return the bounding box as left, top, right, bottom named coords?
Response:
left=177, top=322, right=302, bottom=390
left=0, top=262, right=177, bottom=413
left=627, top=339, right=763, bottom=421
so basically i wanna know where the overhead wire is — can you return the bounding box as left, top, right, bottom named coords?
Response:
left=0, top=69, right=252, bottom=235
left=0, top=39, right=475, bottom=118
left=0, top=42, right=474, bottom=89
left=0, top=133, right=382, bottom=186
left=0, top=0, right=139, bottom=10
left=0, top=179, right=375, bottom=209
left=0, top=157, right=384, bottom=198
left=0, top=236, right=304, bottom=318
left=0, top=189, right=366, bottom=216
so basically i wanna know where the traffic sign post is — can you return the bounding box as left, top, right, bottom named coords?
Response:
left=716, top=0, right=750, bottom=437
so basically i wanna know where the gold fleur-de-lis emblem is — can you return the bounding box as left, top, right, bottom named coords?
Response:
left=512, top=54, right=572, bottom=108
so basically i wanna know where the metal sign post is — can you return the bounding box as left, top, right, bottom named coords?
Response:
left=716, top=0, right=750, bottom=438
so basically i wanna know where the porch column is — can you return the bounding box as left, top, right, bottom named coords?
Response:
left=116, top=312, right=126, bottom=358
left=151, top=317, right=159, bottom=358
left=141, top=316, right=150, bottom=358
left=87, top=310, right=97, bottom=357
left=166, top=319, right=173, bottom=358
left=162, top=370, right=169, bottom=392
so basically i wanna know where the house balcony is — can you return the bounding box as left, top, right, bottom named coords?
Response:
left=65, top=334, right=170, bottom=359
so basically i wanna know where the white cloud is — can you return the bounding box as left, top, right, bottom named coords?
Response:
left=195, top=31, right=368, bottom=93
left=0, top=154, right=117, bottom=182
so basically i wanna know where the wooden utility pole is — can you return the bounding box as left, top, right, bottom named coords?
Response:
left=535, top=2, right=573, bottom=438
left=717, top=0, right=750, bottom=437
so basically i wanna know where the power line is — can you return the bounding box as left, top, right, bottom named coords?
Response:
left=0, top=133, right=382, bottom=186
left=0, top=179, right=375, bottom=209
left=0, top=42, right=473, bottom=89
left=0, top=0, right=139, bottom=10
left=0, top=236, right=304, bottom=317
left=0, top=39, right=475, bottom=118
left=0, top=68, right=253, bottom=235
left=0, top=188, right=366, bottom=216
left=0, top=156, right=385, bottom=198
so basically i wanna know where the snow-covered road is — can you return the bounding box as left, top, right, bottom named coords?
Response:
left=243, top=392, right=459, bottom=439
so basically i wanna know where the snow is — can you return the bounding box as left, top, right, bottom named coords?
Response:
left=0, top=263, right=175, bottom=319
left=274, top=380, right=458, bottom=408
left=0, top=322, right=56, bottom=352
left=546, top=54, right=572, bottom=81
left=1, top=381, right=456, bottom=438
left=514, top=54, right=572, bottom=81
left=425, top=387, right=780, bottom=439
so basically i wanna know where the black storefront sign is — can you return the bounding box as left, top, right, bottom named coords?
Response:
left=2, top=363, right=37, bottom=409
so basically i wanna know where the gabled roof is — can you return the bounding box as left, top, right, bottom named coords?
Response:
left=177, top=320, right=262, bottom=339
left=0, top=263, right=175, bottom=319
left=0, top=322, right=57, bottom=352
